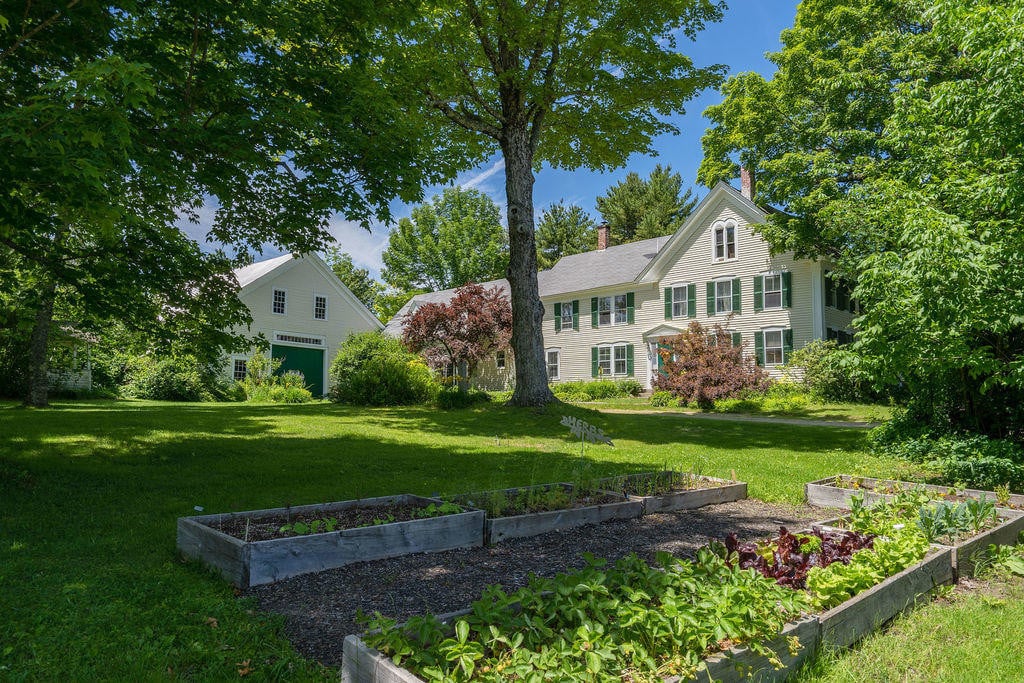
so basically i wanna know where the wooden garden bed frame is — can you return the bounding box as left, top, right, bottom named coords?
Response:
left=593, top=471, right=748, bottom=514
left=805, top=474, right=1024, bottom=512
left=177, top=495, right=484, bottom=588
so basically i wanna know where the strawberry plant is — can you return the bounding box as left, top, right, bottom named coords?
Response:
left=360, top=550, right=810, bottom=681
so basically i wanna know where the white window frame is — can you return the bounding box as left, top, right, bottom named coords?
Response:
left=712, top=219, right=738, bottom=262
left=763, top=327, right=785, bottom=366
left=762, top=272, right=783, bottom=310
left=496, top=350, right=506, bottom=370
left=545, top=348, right=560, bottom=380
left=597, top=343, right=630, bottom=377
left=671, top=283, right=688, bottom=319
left=272, top=288, right=287, bottom=315
left=559, top=302, right=574, bottom=329
left=313, top=293, right=328, bottom=321
left=232, top=358, right=247, bottom=382
left=598, top=294, right=629, bottom=327
left=715, top=279, right=733, bottom=314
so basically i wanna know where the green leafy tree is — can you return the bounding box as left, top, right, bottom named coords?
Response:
left=324, top=248, right=383, bottom=314
left=1, top=1, right=460, bottom=405
left=382, top=186, right=508, bottom=293
left=377, top=0, right=725, bottom=405
left=700, top=0, right=1024, bottom=439
left=596, top=165, right=699, bottom=243
left=535, top=202, right=596, bottom=269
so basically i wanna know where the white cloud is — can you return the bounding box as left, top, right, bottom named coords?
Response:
left=462, top=159, right=505, bottom=190
left=324, top=218, right=391, bottom=280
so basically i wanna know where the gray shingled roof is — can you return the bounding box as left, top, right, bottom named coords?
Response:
left=536, top=236, right=666, bottom=297
left=383, top=279, right=510, bottom=337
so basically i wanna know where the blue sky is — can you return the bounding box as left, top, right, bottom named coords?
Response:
left=188, top=1, right=800, bottom=279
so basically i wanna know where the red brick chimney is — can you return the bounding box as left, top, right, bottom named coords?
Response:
left=597, top=223, right=610, bottom=251
left=740, top=166, right=756, bottom=200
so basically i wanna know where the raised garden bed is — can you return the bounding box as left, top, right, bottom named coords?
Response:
left=805, top=474, right=1024, bottom=511
left=452, top=483, right=642, bottom=545
left=177, top=495, right=483, bottom=588
left=594, top=470, right=747, bottom=513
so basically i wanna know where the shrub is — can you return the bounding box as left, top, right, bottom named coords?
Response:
left=330, top=332, right=438, bottom=406
left=785, top=340, right=879, bottom=403
left=435, top=387, right=491, bottom=409
left=649, top=390, right=679, bottom=407
left=870, top=414, right=1024, bottom=491
left=551, top=379, right=642, bottom=401
left=235, top=352, right=314, bottom=403
left=123, top=355, right=210, bottom=401
left=654, top=321, right=769, bottom=409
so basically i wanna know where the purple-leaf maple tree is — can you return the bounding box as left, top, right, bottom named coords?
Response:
left=401, top=283, right=512, bottom=385
left=654, top=320, right=768, bottom=408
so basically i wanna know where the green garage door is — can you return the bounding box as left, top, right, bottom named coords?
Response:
left=271, top=344, right=325, bottom=396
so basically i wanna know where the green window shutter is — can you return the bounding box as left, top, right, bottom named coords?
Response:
left=753, top=275, right=764, bottom=312
left=664, top=287, right=673, bottom=319
left=687, top=283, right=696, bottom=318
left=626, top=344, right=634, bottom=376
left=572, top=300, right=579, bottom=330
left=825, top=274, right=835, bottom=308
left=706, top=282, right=716, bottom=316
left=626, top=292, right=635, bottom=324
left=782, top=271, right=792, bottom=308
left=553, top=302, right=561, bottom=332
left=591, top=297, right=599, bottom=328
left=732, top=278, right=741, bottom=313
left=783, top=329, right=794, bottom=360
left=848, top=292, right=856, bottom=313
left=591, top=347, right=599, bottom=377
left=731, top=332, right=741, bottom=348
left=754, top=331, right=765, bottom=366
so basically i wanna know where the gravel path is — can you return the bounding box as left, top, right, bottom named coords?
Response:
left=248, top=499, right=822, bottom=668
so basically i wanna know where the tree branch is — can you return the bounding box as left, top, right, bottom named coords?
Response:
left=529, top=4, right=564, bottom=152
left=426, top=88, right=502, bottom=139
left=0, top=0, right=81, bottom=63
left=462, top=0, right=501, bottom=75
left=457, top=61, right=504, bottom=122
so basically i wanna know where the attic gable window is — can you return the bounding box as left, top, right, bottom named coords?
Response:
left=272, top=288, right=286, bottom=315
left=314, top=294, right=327, bottom=320
left=712, top=220, right=737, bottom=261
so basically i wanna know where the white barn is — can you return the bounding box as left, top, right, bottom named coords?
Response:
left=229, top=253, right=382, bottom=396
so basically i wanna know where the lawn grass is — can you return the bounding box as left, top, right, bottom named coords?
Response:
left=0, top=399, right=892, bottom=679
left=587, top=396, right=894, bottom=423
left=797, top=571, right=1024, bottom=682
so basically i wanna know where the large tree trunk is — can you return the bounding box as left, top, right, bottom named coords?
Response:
left=24, top=278, right=57, bottom=407
left=502, top=126, right=555, bottom=407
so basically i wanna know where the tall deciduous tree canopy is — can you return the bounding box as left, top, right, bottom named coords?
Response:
left=402, top=283, right=512, bottom=385
left=381, top=186, right=509, bottom=293
left=379, top=0, right=725, bottom=405
left=535, top=202, right=596, bottom=270
left=700, top=0, right=1024, bottom=440
left=324, top=248, right=384, bottom=316
left=0, top=0, right=462, bottom=405
left=596, top=165, right=699, bottom=244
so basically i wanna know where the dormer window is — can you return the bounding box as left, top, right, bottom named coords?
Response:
left=272, top=289, right=286, bottom=315
left=713, top=220, right=737, bottom=261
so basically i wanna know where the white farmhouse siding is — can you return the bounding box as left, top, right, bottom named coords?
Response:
left=388, top=181, right=848, bottom=389
left=230, top=254, right=382, bottom=396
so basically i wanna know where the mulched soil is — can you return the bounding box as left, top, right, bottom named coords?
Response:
left=212, top=503, right=451, bottom=542
left=246, top=498, right=822, bottom=668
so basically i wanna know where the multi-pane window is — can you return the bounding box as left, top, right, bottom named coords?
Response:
left=546, top=350, right=559, bottom=380
left=715, top=280, right=733, bottom=314
left=763, top=274, right=782, bottom=309
left=598, top=296, right=612, bottom=326
left=496, top=351, right=506, bottom=369
left=713, top=222, right=736, bottom=260
left=613, top=345, right=628, bottom=375
left=560, top=302, right=574, bottom=329
left=613, top=295, right=628, bottom=324
left=314, top=294, right=327, bottom=320
left=232, top=359, right=247, bottom=382
left=672, top=285, right=688, bottom=318
left=764, top=329, right=784, bottom=366
left=272, top=288, right=286, bottom=315
left=598, top=346, right=612, bottom=376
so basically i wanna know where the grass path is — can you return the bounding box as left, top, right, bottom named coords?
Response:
left=0, top=399, right=891, bottom=679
